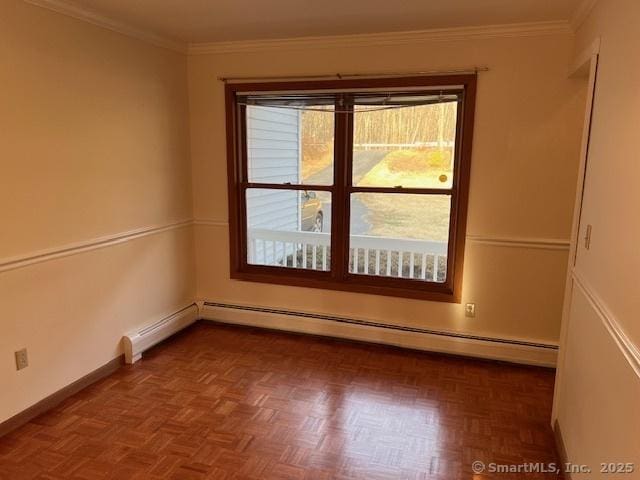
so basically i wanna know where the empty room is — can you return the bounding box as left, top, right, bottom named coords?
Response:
left=1, top=0, right=638, bottom=478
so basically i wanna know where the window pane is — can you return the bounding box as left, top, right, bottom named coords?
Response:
left=352, top=98, right=457, bottom=189
left=246, top=105, right=334, bottom=185
left=246, top=188, right=331, bottom=270
left=349, top=193, right=450, bottom=282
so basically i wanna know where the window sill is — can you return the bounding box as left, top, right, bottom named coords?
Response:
left=230, top=269, right=461, bottom=303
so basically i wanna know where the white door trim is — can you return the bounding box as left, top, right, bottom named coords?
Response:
left=551, top=38, right=600, bottom=423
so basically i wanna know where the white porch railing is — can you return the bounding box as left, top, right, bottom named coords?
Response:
left=248, top=228, right=448, bottom=282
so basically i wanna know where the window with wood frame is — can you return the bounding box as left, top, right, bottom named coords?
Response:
left=225, top=75, right=476, bottom=303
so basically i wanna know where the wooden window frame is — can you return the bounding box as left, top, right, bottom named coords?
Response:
left=225, top=75, right=476, bottom=303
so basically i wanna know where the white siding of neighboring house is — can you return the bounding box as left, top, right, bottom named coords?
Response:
left=246, top=106, right=301, bottom=264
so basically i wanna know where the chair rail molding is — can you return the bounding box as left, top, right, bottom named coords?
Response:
left=195, top=220, right=570, bottom=251
left=0, top=219, right=193, bottom=273
left=571, top=268, right=640, bottom=379
left=193, top=219, right=229, bottom=227
left=466, top=235, right=570, bottom=250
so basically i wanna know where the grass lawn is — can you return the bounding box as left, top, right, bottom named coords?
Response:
left=358, top=148, right=452, bottom=189
left=301, top=145, right=333, bottom=180
left=299, top=147, right=455, bottom=242
left=357, top=148, right=453, bottom=242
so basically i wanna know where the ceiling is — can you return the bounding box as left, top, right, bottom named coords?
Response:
left=48, top=0, right=585, bottom=44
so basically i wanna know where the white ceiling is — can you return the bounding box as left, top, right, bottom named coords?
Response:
left=45, top=0, right=585, bottom=44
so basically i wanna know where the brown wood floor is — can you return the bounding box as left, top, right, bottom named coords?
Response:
left=0, top=322, right=562, bottom=479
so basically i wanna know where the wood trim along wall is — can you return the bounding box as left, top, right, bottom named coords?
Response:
left=200, top=301, right=559, bottom=367
left=569, top=38, right=601, bottom=77
left=1, top=301, right=201, bottom=437
left=194, top=221, right=570, bottom=251
left=572, top=268, right=640, bottom=378
left=18, top=1, right=575, bottom=57
left=553, top=420, right=573, bottom=480
left=1, top=306, right=556, bottom=440
left=0, top=355, right=124, bottom=438
left=22, top=0, right=186, bottom=52
left=188, top=21, right=572, bottom=55
left=193, top=219, right=230, bottom=227
left=0, top=219, right=193, bottom=274
left=466, top=236, right=570, bottom=250
left=224, top=75, right=476, bottom=304
left=570, top=0, right=601, bottom=31
left=552, top=47, right=599, bottom=424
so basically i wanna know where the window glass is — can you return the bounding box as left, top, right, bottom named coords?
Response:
left=353, top=98, right=457, bottom=189
left=349, top=193, right=450, bottom=282
left=246, top=188, right=331, bottom=270
left=228, top=78, right=475, bottom=301
left=246, top=104, right=334, bottom=185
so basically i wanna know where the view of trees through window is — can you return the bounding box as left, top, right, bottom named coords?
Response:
left=299, top=101, right=457, bottom=280
left=246, top=97, right=458, bottom=282
left=231, top=76, right=476, bottom=299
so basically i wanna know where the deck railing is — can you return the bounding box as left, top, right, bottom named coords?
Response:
left=248, top=228, right=448, bottom=282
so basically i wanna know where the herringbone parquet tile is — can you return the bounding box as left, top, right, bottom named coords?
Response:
left=0, top=322, right=562, bottom=479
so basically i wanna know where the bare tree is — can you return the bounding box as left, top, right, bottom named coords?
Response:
left=301, top=102, right=457, bottom=148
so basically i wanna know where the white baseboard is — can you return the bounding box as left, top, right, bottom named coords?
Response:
left=122, top=303, right=199, bottom=363
left=200, top=301, right=558, bottom=367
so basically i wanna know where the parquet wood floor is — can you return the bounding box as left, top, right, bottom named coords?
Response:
left=0, top=322, right=562, bottom=479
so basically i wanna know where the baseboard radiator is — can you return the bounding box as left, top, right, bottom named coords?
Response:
left=123, top=303, right=199, bottom=363
left=200, top=301, right=558, bottom=367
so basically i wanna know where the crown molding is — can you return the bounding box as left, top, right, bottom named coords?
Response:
left=570, top=0, right=600, bottom=31
left=22, top=0, right=187, bottom=53
left=20, top=1, right=574, bottom=57
left=188, top=21, right=572, bottom=55
left=22, top=0, right=581, bottom=57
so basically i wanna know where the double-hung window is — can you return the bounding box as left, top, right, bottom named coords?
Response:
left=225, top=75, right=476, bottom=302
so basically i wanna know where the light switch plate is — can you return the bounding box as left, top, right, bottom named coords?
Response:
left=15, top=349, right=28, bottom=370
left=584, top=224, right=592, bottom=250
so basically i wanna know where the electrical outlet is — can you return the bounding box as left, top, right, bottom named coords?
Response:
left=15, top=349, right=28, bottom=370
left=465, top=303, right=476, bottom=318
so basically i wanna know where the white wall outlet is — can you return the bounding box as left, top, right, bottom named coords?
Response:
left=464, top=303, right=476, bottom=318
left=15, top=348, right=28, bottom=370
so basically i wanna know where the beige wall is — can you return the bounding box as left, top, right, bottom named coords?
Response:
left=554, top=0, right=640, bottom=473
left=189, top=33, right=586, bottom=344
left=571, top=0, right=640, bottom=347
left=0, top=1, right=195, bottom=422
left=0, top=0, right=594, bottom=425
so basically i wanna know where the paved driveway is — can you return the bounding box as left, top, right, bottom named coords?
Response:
left=308, top=150, right=388, bottom=235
